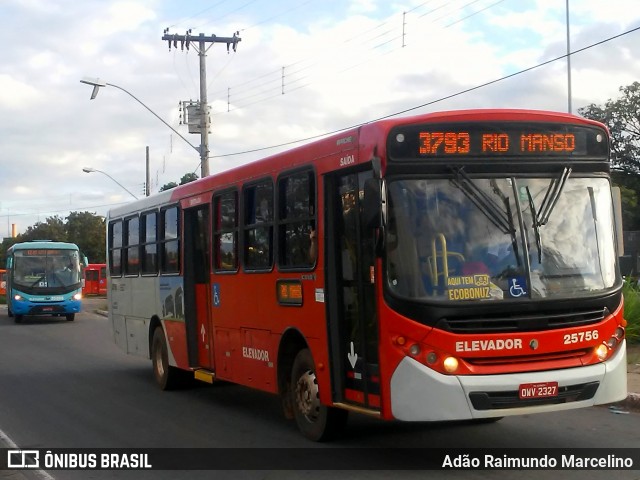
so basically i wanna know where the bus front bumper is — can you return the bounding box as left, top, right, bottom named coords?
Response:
left=12, top=298, right=82, bottom=316
left=389, top=340, right=627, bottom=421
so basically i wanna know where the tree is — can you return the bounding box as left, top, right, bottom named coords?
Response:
left=180, top=172, right=199, bottom=185
left=20, top=216, right=67, bottom=242
left=579, top=81, right=640, bottom=229
left=159, top=181, right=178, bottom=192
left=0, top=212, right=106, bottom=267
left=66, top=211, right=106, bottom=263
left=579, top=81, right=640, bottom=174
left=159, top=172, right=199, bottom=192
left=0, top=237, right=19, bottom=268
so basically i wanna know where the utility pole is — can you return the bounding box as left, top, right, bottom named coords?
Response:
left=162, top=29, right=241, bottom=178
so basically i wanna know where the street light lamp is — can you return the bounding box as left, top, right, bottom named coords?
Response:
left=79, top=77, right=203, bottom=174
left=82, top=167, right=139, bottom=200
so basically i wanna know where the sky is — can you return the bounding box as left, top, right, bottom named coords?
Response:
left=1, top=0, right=639, bottom=238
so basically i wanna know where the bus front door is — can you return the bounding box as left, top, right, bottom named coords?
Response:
left=183, top=205, right=214, bottom=370
left=326, top=169, right=380, bottom=412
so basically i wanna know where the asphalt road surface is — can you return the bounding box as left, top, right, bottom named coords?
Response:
left=0, top=297, right=638, bottom=480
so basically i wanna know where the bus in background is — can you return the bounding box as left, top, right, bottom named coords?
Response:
left=106, top=109, right=627, bottom=441
left=83, top=263, right=107, bottom=296
left=0, top=269, right=6, bottom=296
left=6, top=241, right=87, bottom=323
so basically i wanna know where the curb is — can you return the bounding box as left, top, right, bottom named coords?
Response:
left=616, top=392, right=640, bottom=412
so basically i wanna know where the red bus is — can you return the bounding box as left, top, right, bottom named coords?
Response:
left=0, top=269, right=6, bottom=296
left=83, top=263, right=107, bottom=296
left=106, top=109, right=627, bottom=440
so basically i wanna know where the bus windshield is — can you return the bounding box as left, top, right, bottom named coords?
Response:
left=385, top=175, right=617, bottom=302
left=13, top=250, right=82, bottom=291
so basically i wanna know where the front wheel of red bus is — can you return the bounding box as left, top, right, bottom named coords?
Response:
left=151, top=326, right=182, bottom=390
left=291, top=348, right=348, bottom=441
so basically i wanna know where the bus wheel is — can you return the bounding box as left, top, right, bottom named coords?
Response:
left=291, top=348, right=348, bottom=441
left=66, top=314, right=75, bottom=321
left=7, top=307, right=13, bottom=318
left=151, top=327, right=180, bottom=390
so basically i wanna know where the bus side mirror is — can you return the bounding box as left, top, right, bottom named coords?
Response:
left=363, top=178, right=382, bottom=230
left=612, top=186, right=624, bottom=256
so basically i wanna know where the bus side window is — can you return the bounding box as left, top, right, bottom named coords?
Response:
left=109, top=220, right=123, bottom=276
left=141, top=210, right=158, bottom=275
left=243, top=179, right=274, bottom=271
left=160, top=206, right=180, bottom=274
left=213, top=190, right=239, bottom=272
left=277, top=169, right=316, bottom=269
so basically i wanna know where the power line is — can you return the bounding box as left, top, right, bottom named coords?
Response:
left=209, top=0, right=506, bottom=114
left=206, top=24, right=640, bottom=161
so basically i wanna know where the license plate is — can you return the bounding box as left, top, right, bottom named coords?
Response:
left=518, top=381, right=558, bottom=399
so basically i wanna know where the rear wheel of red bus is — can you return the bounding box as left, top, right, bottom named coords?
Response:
left=292, top=348, right=348, bottom=441
left=151, top=327, right=182, bottom=390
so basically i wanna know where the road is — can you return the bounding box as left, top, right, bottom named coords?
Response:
left=0, top=297, right=638, bottom=480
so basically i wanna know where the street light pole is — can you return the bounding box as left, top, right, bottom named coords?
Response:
left=82, top=167, right=139, bottom=200
left=79, top=77, right=201, bottom=162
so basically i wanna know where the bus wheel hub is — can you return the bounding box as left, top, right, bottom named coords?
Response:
left=295, top=369, right=320, bottom=419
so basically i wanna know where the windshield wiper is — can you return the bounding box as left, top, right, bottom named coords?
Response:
left=536, top=167, right=572, bottom=226
left=450, top=168, right=520, bottom=265
left=526, top=186, right=543, bottom=264
left=527, top=167, right=572, bottom=264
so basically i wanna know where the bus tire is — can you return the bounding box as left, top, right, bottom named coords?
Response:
left=291, top=348, right=348, bottom=441
left=7, top=307, right=13, bottom=318
left=151, top=326, right=181, bottom=390
left=66, top=314, right=75, bottom=321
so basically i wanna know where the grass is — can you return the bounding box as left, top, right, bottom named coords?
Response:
left=623, top=279, right=640, bottom=345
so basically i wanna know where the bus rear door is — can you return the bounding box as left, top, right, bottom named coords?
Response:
left=183, top=202, right=214, bottom=371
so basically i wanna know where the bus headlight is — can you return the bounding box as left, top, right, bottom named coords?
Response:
left=595, top=344, right=609, bottom=361
left=443, top=356, right=459, bottom=373
left=13, top=294, right=23, bottom=301
left=73, top=293, right=82, bottom=301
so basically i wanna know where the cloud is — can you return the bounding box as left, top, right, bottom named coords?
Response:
left=0, top=74, right=44, bottom=110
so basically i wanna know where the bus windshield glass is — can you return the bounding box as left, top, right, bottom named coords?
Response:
left=385, top=175, right=617, bottom=302
left=13, top=249, right=82, bottom=291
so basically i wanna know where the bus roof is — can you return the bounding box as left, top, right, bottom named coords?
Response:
left=8, top=241, right=80, bottom=252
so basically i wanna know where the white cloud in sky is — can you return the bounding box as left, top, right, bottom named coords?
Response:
left=0, top=74, right=45, bottom=110
left=0, top=0, right=639, bottom=237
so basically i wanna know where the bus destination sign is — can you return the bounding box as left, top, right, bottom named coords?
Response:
left=387, top=122, right=608, bottom=160
left=25, top=249, right=62, bottom=256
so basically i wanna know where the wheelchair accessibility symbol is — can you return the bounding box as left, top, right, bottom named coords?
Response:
left=508, top=277, right=527, bottom=298
left=213, top=283, right=221, bottom=307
